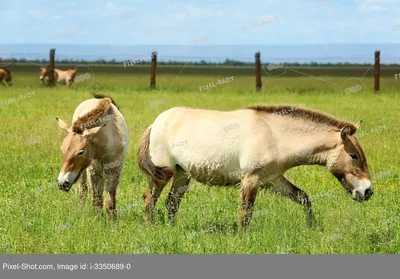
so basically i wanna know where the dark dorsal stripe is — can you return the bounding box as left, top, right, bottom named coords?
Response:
left=246, top=105, right=357, bottom=133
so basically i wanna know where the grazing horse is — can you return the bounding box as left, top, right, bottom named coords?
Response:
left=40, top=67, right=77, bottom=86
left=0, top=67, right=12, bottom=86
left=56, top=93, right=128, bottom=219
left=138, top=105, right=373, bottom=229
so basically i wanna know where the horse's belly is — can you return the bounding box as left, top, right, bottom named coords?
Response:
left=179, top=160, right=241, bottom=186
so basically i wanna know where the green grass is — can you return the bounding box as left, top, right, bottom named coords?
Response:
left=0, top=64, right=399, bottom=254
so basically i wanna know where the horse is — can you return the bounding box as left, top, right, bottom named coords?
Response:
left=56, top=93, right=128, bottom=220
left=40, top=67, right=77, bottom=86
left=138, top=105, right=373, bottom=229
left=0, top=67, right=12, bottom=86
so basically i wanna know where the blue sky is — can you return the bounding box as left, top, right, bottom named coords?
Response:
left=2, top=0, right=400, bottom=45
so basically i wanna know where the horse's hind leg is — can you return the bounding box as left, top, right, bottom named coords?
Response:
left=77, top=169, right=88, bottom=204
left=144, top=180, right=168, bottom=222
left=165, top=165, right=190, bottom=221
left=271, top=176, right=316, bottom=227
left=144, top=168, right=173, bottom=222
left=239, top=174, right=261, bottom=230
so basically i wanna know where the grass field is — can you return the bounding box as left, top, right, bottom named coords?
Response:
left=0, top=63, right=399, bottom=254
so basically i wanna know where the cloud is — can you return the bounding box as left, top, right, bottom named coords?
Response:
left=358, top=0, right=399, bottom=11
left=106, top=1, right=115, bottom=9
left=184, top=4, right=213, bottom=19
left=234, top=12, right=248, bottom=20
left=27, top=9, right=44, bottom=20
left=169, top=13, right=187, bottom=21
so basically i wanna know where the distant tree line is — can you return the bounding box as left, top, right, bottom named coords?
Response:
left=0, top=58, right=399, bottom=67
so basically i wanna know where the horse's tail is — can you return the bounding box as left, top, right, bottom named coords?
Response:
left=137, top=125, right=173, bottom=183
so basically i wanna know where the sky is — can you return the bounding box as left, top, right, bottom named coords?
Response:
left=1, top=0, right=400, bottom=45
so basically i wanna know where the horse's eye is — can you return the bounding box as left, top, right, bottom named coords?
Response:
left=349, top=154, right=359, bottom=160
left=76, top=150, right=85, bottom=156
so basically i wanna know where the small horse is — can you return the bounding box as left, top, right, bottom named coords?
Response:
left=138, top=105, right=373, bottom=229
left=56, top=93, right=128, bottom=219
left=40, top=67, right=77, bottom=86
left=0, top=67, right=12, bottom=86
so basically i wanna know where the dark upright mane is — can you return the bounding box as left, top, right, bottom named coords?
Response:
left=72, top=97, right=113, bottom=134
left=246, top=105, right=357, bottom=133
left=92, top=92, right=120, bottom=110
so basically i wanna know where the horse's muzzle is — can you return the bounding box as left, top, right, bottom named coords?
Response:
left=58, top=181, right=72, bottom=192
left=353, top=187, right=373, bottom=202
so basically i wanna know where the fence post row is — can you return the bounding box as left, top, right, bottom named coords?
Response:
left=374, top=50, right=380, bottom=92
left=49, top=48, right=56, bottom=87
left=150, top=51, right=157, bottom=89
left=255, top=52, right=262, bottom=92
left=44, top=49, right=383, bottom=92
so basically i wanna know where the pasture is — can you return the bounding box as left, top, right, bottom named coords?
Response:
left=0, top=63, right=399, bottom=254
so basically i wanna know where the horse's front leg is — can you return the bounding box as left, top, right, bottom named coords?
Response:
left=89, top=167, right=104, bottom=214
left=272, top=176, right=316, bottom=227
left=77, top=168, right=88, bottom=204
left=104, top=169, right=121, bottom=221
left=239, top=173, right=261, bottom=230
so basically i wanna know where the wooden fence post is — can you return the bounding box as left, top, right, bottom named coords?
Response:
left=255, top=52, right=262, bottom=92
left=49, top=48, right=56, bottom=87
left=374, top=50, right=380, bottom=92
left=150, top=51, right=157, bottom=89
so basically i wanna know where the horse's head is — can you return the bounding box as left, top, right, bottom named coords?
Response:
left=327, top=121, right=373, bottom=202
left=39, top=67, right=49, bottom=81
left=56, top=118, right=105, bottom=191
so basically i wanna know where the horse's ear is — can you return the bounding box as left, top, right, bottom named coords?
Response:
left=56, top=118, right=71, bottom=133
left=355, top=120, right=362, bottom=130
left=82, top=124, right=106, bottom=138
left=340, top=125, right=352, bottom=140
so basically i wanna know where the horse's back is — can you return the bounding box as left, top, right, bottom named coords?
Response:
left=149, top=107, right=273, bottom=185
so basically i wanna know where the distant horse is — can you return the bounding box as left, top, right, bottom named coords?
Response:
left=56, top=93, right=128, bottom=220
left=0, top=67, right=12, bottom=86
left=138, top=105, right=373, bottom=229
left=40, top=67, right=77, bottom=86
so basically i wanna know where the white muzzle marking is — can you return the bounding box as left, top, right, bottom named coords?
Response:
left=351, top=178, right=373, bottom=201
left=57, top=171, right=77, bottom=187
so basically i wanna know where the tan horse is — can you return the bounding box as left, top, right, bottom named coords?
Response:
left=138, top=105, right=373, bottom=229
left=0, top=67, right=12, bottom=86
left=56, top=93, right=128, bottom=219
left=40, top=67, right=77, bottom=86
